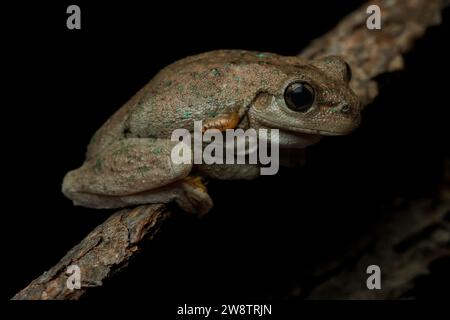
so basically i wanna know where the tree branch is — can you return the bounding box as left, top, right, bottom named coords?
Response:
left=12, top=204, right=170, bottom=300
left=12, top=0, right=449, bottom=300
left=301, top=0, right=446, bottom=105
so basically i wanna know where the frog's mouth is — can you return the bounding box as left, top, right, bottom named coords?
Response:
left=257, top=127, right=323, bottom=149
left=248, top=109, right=359, bottom=137
left=245, top=117, right=323, bottom=148
left=238, top=114, right=321, bottom=149
left=278, top=130, right=323, bottom=148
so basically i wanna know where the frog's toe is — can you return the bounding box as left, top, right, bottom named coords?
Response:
left=177, top=177, right=213, bottom=216
left=176, top=189, right=213, bottom=217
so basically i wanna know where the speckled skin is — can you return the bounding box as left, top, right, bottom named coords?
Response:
left=62, top=50, right=360, bottom=215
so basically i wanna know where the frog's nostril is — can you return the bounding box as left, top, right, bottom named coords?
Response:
left=340, top=104, right=350, bottom=114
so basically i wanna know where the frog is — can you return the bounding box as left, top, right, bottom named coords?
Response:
left=62, top=49, right=360, bottom=216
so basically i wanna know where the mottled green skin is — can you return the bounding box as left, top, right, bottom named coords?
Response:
left=62, top=50, right=360, bottom=215
left=86, top=50, right=359, bottom=159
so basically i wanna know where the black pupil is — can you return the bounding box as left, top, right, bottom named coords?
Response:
left=285, top=83, right=314, bottom=112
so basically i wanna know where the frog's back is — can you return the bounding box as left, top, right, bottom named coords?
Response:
left=86, top=50, right=299, bottom=160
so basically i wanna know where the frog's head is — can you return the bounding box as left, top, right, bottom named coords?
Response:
left=247, top=55, right=361, bottom=148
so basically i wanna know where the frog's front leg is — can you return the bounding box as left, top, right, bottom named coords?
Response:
left=62, top=138, right=213, bottom=215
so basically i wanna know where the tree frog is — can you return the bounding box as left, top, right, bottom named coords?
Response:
left=62, top=50, right=360, bottom=215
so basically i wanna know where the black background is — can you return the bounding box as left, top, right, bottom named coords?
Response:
left=4, top=0, right=450, bottom=305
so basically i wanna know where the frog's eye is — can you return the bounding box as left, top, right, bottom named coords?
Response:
left=284, top=82, right=315, bottom=112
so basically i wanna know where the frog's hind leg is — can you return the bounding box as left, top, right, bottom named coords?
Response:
left=62, top=138, right=212, bottom=215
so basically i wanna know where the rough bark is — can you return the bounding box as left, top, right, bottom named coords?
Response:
left=12, top=204, right=170, bottom=300
left=12, top=0, right=449, bottom=300
left=300, top=0, right=447, bottom=106
left=296, top=0, right=450, bottom=299
left=303, top=175, right=450, bottom=299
